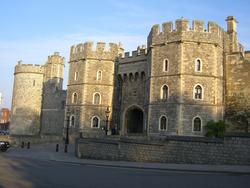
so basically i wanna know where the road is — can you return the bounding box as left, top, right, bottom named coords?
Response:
left=0, top=155, right=249, bottom=188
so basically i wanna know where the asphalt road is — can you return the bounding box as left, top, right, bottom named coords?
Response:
left=0, top=155, right=249, bottom=188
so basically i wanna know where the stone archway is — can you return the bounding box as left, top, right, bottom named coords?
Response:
left=125, top=106, right=143, bottom=134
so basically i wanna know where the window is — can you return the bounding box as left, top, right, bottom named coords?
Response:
left=74, top=72, right=78, bottom=81
left=93, top=93, right=101, bottom=105
left=195, top=59, right=202, bottom=72
left=163, top=59, right=169, bottom=72
left=161, top=85, right=169, bottom=100
left=193, top=117, right=202, bottom=132
left=159, top=116, right=168, bottom=131
left=70, top=115, right=75, bottom=127
left=33, top=80, right=36, bottom=86
left=194, top=85, right=203, bottom=100
left=91, top=116, right=100, bottom=128
left=97, top=70, right=102, bottom=81
left=72, top=93, right=78, bottom=103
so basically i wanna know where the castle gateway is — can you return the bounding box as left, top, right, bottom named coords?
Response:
left=11, top=16, right=250, bottom=138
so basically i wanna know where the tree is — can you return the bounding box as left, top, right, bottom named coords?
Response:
left=205, top=120, right=229, bottom=138
left=225, top=93, right=250, bottom=133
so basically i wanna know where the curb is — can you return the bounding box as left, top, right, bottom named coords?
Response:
left=49, top=159, right=250, bottom=175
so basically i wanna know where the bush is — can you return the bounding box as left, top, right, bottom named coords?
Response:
left=205, top=120, right=229, bottom=138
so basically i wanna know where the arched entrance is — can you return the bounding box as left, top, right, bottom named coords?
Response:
left=125, top=106, right=143, bottom=134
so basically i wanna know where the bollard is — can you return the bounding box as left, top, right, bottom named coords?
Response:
left=27, top=142, right=30, bottom=149
left=56, top=144, right=59, bottom=152
left=21, top=142, right=24, bottom=148
left=64, top=144, right=68, bottom=153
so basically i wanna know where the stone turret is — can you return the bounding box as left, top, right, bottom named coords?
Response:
left=43, top=52, right=65, bottom=90
left=70, top=42, right=124, bottom=62
left=147, top=18, right=224, bottom=49
left=11, top=62, right=44, bottom=135
left=41, top=52, right=66, bottom=135
left=66, top=41, right=124, bottom=138
left=226, top=16, right=239, bottom=52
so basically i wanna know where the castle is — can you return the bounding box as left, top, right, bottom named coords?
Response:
left=10, top=16, right=250, bottom=138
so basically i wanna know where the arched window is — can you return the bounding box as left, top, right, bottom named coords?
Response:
left=163, top=59, right=169, bottom=72
left=161, top=85, right=169, bottom=100
left=74, top=72, right=78, bottom=81
left=93, top=93, right=101, bottom=105
left=134, top=72, right=139, bottom=81
left=72, top=93, right=78, bottom=103
left=70, top=115, right=75, bottom=127
left=193, top=116, right=202, bottom=132
left=91, top=116, right=100, bottom=128
left=195, top=59, right=202, bottom=72
left=159, top=116, right=168, bottom=131
left=194, top=84, right=203, bottom=100
left=129, top=73, right=134, bottom=82
left=141, top=72, right=145, bottom=80
left=97, top=70, right=102, bottom=81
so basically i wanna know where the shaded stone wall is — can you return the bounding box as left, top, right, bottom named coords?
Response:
left=115, top=48, right=148, bottom=134
left=76, top=136, right=250, bottom=165
left=41, top=53, right=66, bottom=135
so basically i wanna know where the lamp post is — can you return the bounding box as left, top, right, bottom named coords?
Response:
left=64, top=113, right=70, bottom=153
left=105, top=106, right=110, bottom=135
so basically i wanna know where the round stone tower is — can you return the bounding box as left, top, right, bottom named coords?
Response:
left=10, top=61, right=44, bottom=135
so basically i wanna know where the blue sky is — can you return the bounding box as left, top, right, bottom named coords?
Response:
left=0, top=0, right=250, bottom=108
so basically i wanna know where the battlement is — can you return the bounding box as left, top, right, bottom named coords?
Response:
left=150, top=19, right=223, bottom=35
left=15, top=61, right=44, bottom=74
left=148, top=18, right=225, bottom=47
left=118, top=45, right=147, bottom=64
left=70, top=41, right=124, bottom=62
left=46, top=52, right=65, bottom=65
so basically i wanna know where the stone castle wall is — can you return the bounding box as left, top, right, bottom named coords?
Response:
left=147, top=19, right=225, bottom=136
left=41, top=53, right=66, bottom=135
left=76, top=135, right=250, bottom=165
left=11, top=63, right=44, bottom=135
left=66, top=42, right=124, bottom=136
left=11, top=16, right=250, bottom=139
left=65, top=17, right=249, bottom=138
left=11, top=53, right=66, bottom=136
left=115, top=47, right=148, bottom=134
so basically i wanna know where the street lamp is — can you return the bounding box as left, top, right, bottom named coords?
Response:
left=105, top=106, right=110, bottom=135
left=64, top=113, right=70, bottom=153
left=65, top=115, right=70, bottom=145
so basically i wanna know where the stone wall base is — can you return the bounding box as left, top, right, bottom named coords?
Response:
left=8, top=134, right=63, bottom=146
left=76, top=135, right=250, bottom=165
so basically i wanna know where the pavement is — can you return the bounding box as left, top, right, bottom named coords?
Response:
left=2, top=143, right=250, bottom=174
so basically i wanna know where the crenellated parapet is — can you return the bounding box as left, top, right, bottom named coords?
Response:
left=118, top=45, right=147, bottom=64
left=147, top=18, right=225, bottom=48
left=15, top=60, right=44, bottom=75
left=70, top=42, right=124, bottom=62
left=46, top=52, right=65, bottom=65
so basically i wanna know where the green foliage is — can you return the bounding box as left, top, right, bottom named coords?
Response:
left=205, top=120, right=229, bottom=138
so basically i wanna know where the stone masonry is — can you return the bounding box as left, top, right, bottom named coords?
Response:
left=11, top=52, right=66, bottom=135
left=76, top=135, right=250, bottom=165
left=66, top=16, right=250, bottom=138
left=11, top=16, right=250, bottom=139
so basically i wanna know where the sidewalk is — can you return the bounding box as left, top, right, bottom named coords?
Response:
left=3, top=143, right=250, bottom=174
